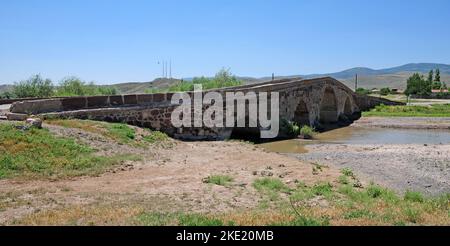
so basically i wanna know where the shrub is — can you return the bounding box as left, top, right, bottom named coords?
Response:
left=150, top=68, right=243, bottom=93
left=380, top=87, right=391, bottom=96
left=356, top=88, right=370, bottom=95
left=13, top=74, right=54, bottom=98
left=56, top=77, right=117, bottom=96
left=299, top=125, right=316, bottom=139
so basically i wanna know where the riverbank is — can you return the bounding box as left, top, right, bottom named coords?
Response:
left=352, top=116, right=450, bottom=129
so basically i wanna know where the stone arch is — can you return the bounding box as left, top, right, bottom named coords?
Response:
left=293, top=99, right=310, bottom=126
left=319, top=87, right=338, bottom=123
left=343, top=96, right=352, bottom=115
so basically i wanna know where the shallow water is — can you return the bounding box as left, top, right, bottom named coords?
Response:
left=259, top=127, right=450, bottom=153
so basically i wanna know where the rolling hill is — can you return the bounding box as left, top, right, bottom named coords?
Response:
left=1, top=63, right=449, bottom=94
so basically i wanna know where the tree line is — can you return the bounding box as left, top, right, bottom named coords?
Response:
left=405, top=69, right=447, bottom=96
left=0, top=75, right=118, bottom=99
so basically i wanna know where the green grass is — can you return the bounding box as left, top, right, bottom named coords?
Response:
left=47, top=119, right=171, bottom=147
left=404, top=190, right=425, bottom=203
left=0, top=123, right=137, bottom=179
left=105, top=123, right=135, bottom=143
left=287, top=180, right=449, bottom=225
left=253, top=178, right=290, bottom=193
left=253, top=178, right=291, bottom=201
left=363, top=104, right=450, bottom=117
left=142, top=131, right=170, bottom=144
left=203, top=175, right=234, bottom=186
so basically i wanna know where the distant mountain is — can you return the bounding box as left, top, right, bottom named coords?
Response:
left=110, top=78, right=181, bottom=94
left=1, top=63, right=449, bottom=94
left=301, top=63, right=450, bottom=80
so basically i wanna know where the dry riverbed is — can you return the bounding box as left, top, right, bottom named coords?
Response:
left=289, top=117, right=450, bottom=196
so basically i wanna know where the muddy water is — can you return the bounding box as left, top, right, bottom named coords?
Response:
left=259, top=127, right=450, bottom=154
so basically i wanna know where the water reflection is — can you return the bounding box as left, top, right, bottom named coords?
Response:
left=259, top=127, right=450, bottom=154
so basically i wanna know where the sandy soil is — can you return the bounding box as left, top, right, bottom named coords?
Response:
left=0, top=124, right=341, bottom=225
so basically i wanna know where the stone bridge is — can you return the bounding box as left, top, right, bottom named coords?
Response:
left=7, top=77, right=402, bottom=140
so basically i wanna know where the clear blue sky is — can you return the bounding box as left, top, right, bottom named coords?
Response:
left=1, top=0, right=450, bottom=84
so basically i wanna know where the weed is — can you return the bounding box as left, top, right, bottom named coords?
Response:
left=341, top=168, right=354, bottom=177
left=203, top=175, right=234, bottom=186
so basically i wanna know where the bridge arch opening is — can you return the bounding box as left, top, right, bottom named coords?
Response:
left=343, top=96, right=352, bottom=115
left=319, top=87, right=338, bottom=123
left=293, top=100, right=310, bottom=126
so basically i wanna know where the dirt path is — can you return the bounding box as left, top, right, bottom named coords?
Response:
left=0, top=124, right=341, bottom=224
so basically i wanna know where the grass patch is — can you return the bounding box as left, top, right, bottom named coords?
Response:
left=404, top=190, right=425, bottom=203
left=47, top=119, right=171, bottom=147
left=253, top=178, right=290, bottom=193
left=142, top=131, right=169, bottom=144
left=363, top=104, right=450, bottom=117
left=0, top=123, right=138, bottom=179
left=203, top=175, right=234, bottom=186
left=253, top=178, right=291, bottom=201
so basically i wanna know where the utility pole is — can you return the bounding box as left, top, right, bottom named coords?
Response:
left=169, top=59, right=172, bottom=79
left=164, top=61, right=167, bottom=78
left=355, top=74, right=358, bottom=91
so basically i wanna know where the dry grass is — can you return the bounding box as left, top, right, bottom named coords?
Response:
left=15, top=204, right=144, bottom=226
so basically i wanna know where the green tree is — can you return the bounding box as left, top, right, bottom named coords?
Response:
left=355, top=88, right=370, bottom=95
left=380, top=87, right=391, bottom=96
left=13, top=74, right=54, bottom=98
left=427, top=70, right=434, bottom=83
left=56, top=77, right=117, bottom=96
left=405, top=73, right=430, bottom=96
left=435, top=69, right=441, bottom=82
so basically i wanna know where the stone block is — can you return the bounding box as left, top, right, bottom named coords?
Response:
left=87, top=96, right=109, bottom=108
left=124, top=95, right=137, bottom=105
left=61, top=97, right=87, bottom=111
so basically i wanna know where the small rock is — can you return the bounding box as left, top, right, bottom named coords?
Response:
left=252, top=171, right=258, bottom=176
left=26, top=118, right=43, bottom=128
left=424, top=144, right=428, bottom=147
left=260, top=170, right=273, bottom=177
left=353, top=180, right=363, bottom=188
left=278, top=164, right=286, bottom=168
